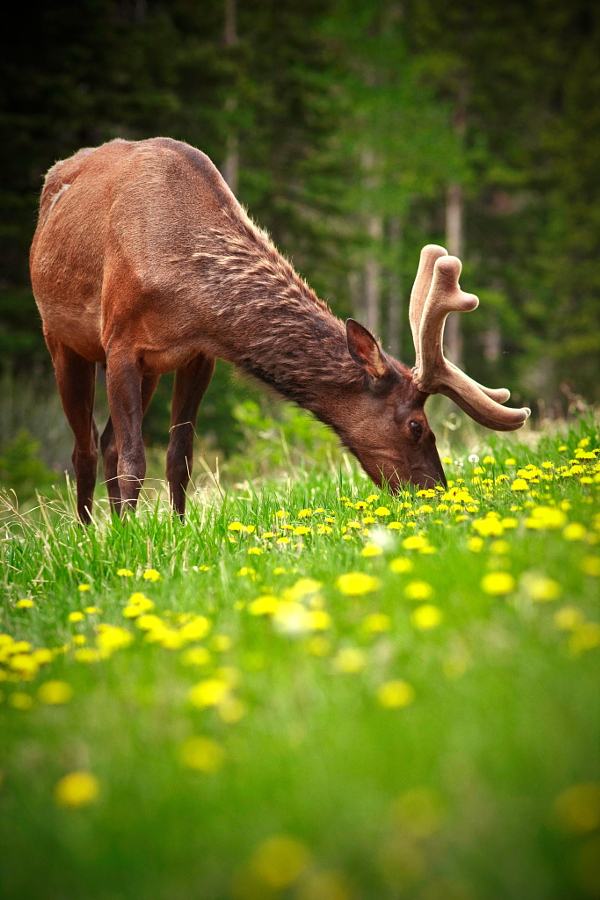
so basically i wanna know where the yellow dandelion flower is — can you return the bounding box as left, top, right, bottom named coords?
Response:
left=522, top=574, right=561, bottom=602
left=304, top=610, right=331, bottom=631
left=180, top=736, right=225, bottom=773
left=96, top=625, right=133, bottom=654
left=336, top=573, right=381, bottom=595
left=563, top=523, right=587, bottom=542
left=227, top=521, right=244, bottom=531
left=387, top=521, right=403, bottom=530
left=9, top=692, right=34, bottom=709
left=554, top=606, right=584, bottom=631
left=411, top=604, right=442, bottom=629
left=247, top=547, right=263, bottom=556
left=249, top=595, right=279, bottom=616
left=481, top=572, right=516, bottom=595
left=525, top=506, right=567, bottom=530
left=179, top=616, right=211, bottom=642
left=293, top=525, right=311, bottom=536
left=404, top=581, right=433, bottom=601
left=251, top=835, right=311, bottom=889
left=490, top=540, right=510, bottom=555
left=510, top=478, right=529, bottom=492
left=77, top=584, right=91, bottom=592
left=569, top=622, right=600, bottom=655
left=317, top=525, right=333, bottom=535
left=68, top=611, right=85, bottom=623
left=8, top=653, right=39, bottom=676
left=402, top=535, right=428, bottom=551
left=189, top=678, right=230, bottom=708
left=468, top=537, right=484, bottom=552
left=501, top=517, right=519, bottom=529
left=15, top=598, right=34, bottom=609
left=116, top=569, right=134, bottom=577
left=54, top=771, right=99, bottom=808
left=218, top=696, right=247, bottom=723
left=361, top=544, right=383, bottom=557
left=376, top=680, right=415, bottom=708
left=390, top=557, right=413, bottom=573
left=284, top=578, right=322, bottom=599
left=374, top=507, right=391, bottom=516
left=38, top=680, right=73, bottom=704
left=472, top=517, right=504, bottom=537
left=74, top=648, right=102, bottom=663
left=363, top=613, right=392, bottom=633
left=333, top=647, right=367, bottom=673
left=142, top=569, right=161, bottom=582
left=180, top=647, right=211, bottom=666
left=237, top=567, right=257, bottom=578
left=276, top=537, right=290, bottom=545
left=298, top=509, right=312, bottom=518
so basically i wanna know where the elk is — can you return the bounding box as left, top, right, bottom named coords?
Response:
left=30, top=137, right=530, bottom=522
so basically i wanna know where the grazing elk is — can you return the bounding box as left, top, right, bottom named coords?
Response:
left=30, top=138, right=529, bottom=522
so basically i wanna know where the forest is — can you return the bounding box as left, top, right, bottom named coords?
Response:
left=1, top=0, right=599, bottom=475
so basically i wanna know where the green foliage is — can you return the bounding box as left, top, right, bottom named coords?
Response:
left=0, top=430, right=56, bottom=499
left=1, top=0, right=598, bottom=458
left=0, top=422, right=598, bottom=898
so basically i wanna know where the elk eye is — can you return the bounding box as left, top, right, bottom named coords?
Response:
left=409, top=420, right=423, bottom=439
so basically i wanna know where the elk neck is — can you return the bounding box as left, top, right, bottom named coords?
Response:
left=190, top=208, right=367, bottom=427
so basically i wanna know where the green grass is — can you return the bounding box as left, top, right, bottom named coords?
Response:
left=1, top=420, right=599, bottom=900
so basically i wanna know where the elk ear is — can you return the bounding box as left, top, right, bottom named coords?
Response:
left=346, top=319, right=389, bottom=378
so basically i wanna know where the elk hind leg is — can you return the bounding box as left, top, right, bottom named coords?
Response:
left=100, top=373, right=159, bottom=516
left=49, top=339, right=98, bottom=523
left=167, top=353, right=215, bottom=517
left=105, top=352, right=153, bottom=513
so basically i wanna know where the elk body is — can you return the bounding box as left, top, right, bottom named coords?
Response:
left=30, top=137, right=530, bottom=522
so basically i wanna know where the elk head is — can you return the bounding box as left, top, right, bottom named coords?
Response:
left=341, top=244, right=530, bottom=492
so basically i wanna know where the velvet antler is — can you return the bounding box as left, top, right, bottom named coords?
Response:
left=409, top=245, right=530, bottom=431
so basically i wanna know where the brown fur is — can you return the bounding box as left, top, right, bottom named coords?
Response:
left=30, top=137, right=445, bottom=521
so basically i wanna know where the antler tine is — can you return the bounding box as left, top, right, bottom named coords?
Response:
left=413, top=255, right=531, bottom=431
left=409, top=244, right=447, bottom=372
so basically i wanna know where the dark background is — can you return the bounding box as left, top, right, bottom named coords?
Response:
left=1, top=0, right=598, bottom=479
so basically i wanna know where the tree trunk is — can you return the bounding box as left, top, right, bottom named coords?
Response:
left=222, top=0, right=239, bottom=195
left=387, top=215, right=402, bottom=357
left=362, top=148, right=381, bottom=337
left=444, top=180, right=463, bottom=365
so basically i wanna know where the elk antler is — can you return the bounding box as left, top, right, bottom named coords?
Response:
left=409, top=246, right=530, bottom=431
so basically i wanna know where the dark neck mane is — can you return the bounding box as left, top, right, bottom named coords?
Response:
left=196, top=205, right=366, bottom=414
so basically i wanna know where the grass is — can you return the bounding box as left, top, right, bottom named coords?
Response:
left=0, top=419, right=599, bottom=900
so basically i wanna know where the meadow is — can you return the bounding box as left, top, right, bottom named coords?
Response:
left=0, top=416, right=599, bottom=900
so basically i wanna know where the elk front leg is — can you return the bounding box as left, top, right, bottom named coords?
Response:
left=100, top=373, right=159, bottom=516
left=105, top=352, right=148, bottom=513
left=166, top=353, right=215, bottom=517
left=48, top=337, right=98, bottom=523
